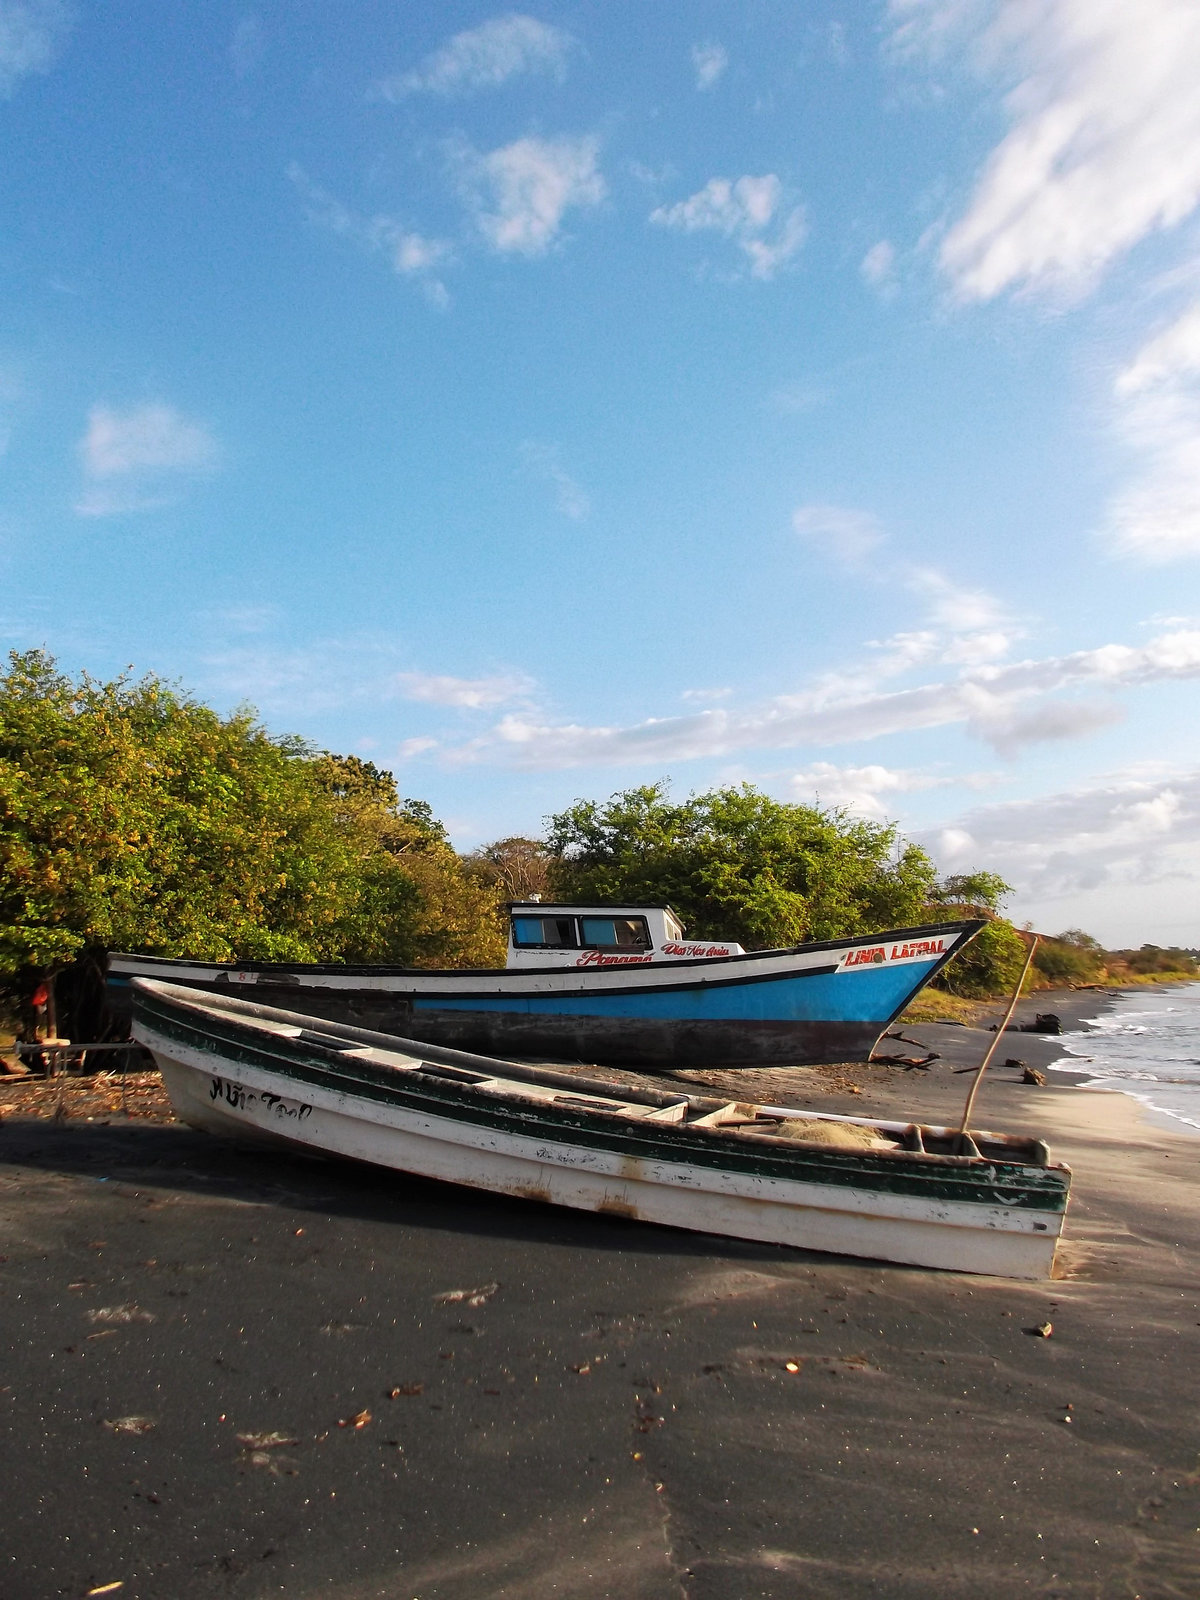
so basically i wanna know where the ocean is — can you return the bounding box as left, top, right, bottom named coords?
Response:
left=1051, top=982, right=1200, bottom=1134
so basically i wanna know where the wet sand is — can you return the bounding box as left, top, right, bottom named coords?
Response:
left=2, top=990, right=1198, bottom=1599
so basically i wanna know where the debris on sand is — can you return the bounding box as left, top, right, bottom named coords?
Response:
left=86, top=1305, right=156, bottom=1326
left=236, top=1431, right=301, bottom=1474
left=102, top=1416, right=156, bottom=1435
left=434, top=1281, right=500, bottom=1308
left=0, top=1070, right=173, bottom=1123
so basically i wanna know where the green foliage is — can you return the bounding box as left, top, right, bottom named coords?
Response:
left=934, top=915, right=1031, bottom=999
left=1110, top=944, right=1199, bottom=978
left=1032, top=930, right=1106, bottom=987
left=930, top=871, right=1012, bottom=912
left=545, top=782, right=939, bottom=949
left=0, top=651, right=503, bottom=985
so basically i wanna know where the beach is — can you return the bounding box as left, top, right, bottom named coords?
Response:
left=2, top=990, right=1198, bottom=1599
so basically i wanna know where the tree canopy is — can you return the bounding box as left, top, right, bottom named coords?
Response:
left=545, top=782, right=938, bottom=949
left=0, top=650, right=503, bottom=980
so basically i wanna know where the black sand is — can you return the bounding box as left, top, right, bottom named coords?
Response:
left=2, top=989, right=1198, bottom=1599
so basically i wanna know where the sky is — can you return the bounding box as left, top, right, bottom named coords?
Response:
left=3, top=0, right=1200, bottom=947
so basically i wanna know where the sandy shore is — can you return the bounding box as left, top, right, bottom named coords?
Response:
left=2, top=989, right=1198, bottom=1598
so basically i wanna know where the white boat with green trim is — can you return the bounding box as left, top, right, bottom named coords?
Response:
left=132, top=978, right=1071, bottom=1278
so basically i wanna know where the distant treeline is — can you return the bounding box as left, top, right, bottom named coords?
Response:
left=1, top=652, right=1192, bottom=1035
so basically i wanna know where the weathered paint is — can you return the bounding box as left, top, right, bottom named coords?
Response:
left=107, top=919, right=983, bottom=1069
left=131, top=980, right=1070, bottom=1278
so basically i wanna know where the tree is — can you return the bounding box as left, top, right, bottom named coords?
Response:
left=1032, top=930, right=1106, bottom=986
left=545, top=782, right=938, bottom=949
left=0, top=649, right=360, bottom=971
left=465, top=836, right=553, bottom=902
left=931, top=871, right=1012, bottom=912
left=936, top=919, right=1031, bottom=998
left=0, top=651, right=505, bottom=1033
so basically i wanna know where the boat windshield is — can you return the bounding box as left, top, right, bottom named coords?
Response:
left=511, top=915, right=578, bottom=948
left=579, top=916, right=651, bottom=950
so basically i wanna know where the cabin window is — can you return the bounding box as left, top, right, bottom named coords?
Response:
left=511, top=915, right=578, bottom=948
left=578, top=916, right=651, bottom=950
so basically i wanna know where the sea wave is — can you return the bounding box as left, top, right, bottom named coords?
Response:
left=1049, top=983, right=1200, bottom=1133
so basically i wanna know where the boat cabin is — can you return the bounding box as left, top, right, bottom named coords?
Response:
left=505, top=903, right=746, bottom=969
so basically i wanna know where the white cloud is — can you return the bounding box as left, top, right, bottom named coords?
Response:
left=691, top=42, right=727, bottom=90
left=793, top=503, right=885, bottom=565
left=681, top=686, right=733, bottom=704
left=905, top=566, right=1010, bottom=634
left=520, top=441, right=589, bottom=519
left=651, top=175, right=806, bottom=281
left=892, top=0, right=1200, bottom=300
left=459, top=135, right=606, bottom=257
left=381, top=14, right=572, bottom=99
left=81, top=404, right=217, bottom=478
left=76, top=403, right=219, bottom=516
left=789, top=761, right=965, bottom=820
left=450, top=627, right=1200, bottom=769
left=860, top=239, right=896, bottom=291
left=923, top=767, right=1200, bottom=902
left=0, top=0, right=70, bottom=96
left=1106, top=300, right=1200, bottom=561
left=1116, top=303, right=1200, bottom=396
left=963, top=694, right=1125, bottom=757
left=289, top=165, right=452, bottom=305
left=394, top=671, right=533, bottom=710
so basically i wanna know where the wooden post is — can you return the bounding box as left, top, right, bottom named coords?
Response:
left=958, top=935, right=1040, bottom=1144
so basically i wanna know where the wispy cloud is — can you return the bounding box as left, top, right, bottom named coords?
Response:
left=793, top=503, right=885, bottom=566
left=289, top=164, right=452, bottom=305
left=892, top=0, right=1200, bottom=301
left=691, top=41, right=727, bottom=90
left=860, top=239, right=897, bottom=294
left=380, top=14, right=573, bottom=99
left=456, top=134, right=606, bottom=257
left=925, top=767, right=1200, bottom=900
left=448, top=628, right=1200, bottom=769
left=0, top=0, right=71, bottom=97
left=1106, top=300, right=1200, bottom=561
left=395, top=670, right=533, bottom=709
left=906, top=566, right=1010, bottom=636
left=76, top=403, right=219, bottom=517
left=520, top=440, right=589, bottom=519
left=200, top=637, right=535, bottom=720
left=651, top=175, right=806, bottom=280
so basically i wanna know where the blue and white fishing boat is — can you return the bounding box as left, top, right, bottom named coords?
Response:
left=131, top=977, right=1070, bottom=1278
left=108, top=904, right=983, bottom=1070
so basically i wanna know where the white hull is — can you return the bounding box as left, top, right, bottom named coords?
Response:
left=145, top=1025, right=1063, bottom=1279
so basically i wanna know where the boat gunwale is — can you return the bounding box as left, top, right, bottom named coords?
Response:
left=109, top=918, right=987, bottom=982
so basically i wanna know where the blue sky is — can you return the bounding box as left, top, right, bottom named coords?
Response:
left=4, top=1, right=1200, bottom=945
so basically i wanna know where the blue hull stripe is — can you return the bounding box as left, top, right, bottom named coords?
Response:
left=414, top=960, right=939, bottom=1025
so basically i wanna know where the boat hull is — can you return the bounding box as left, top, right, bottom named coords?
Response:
left=133, top=980, right=1068, bottom=1279
left=110, top=920, right=982, bottom=1068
